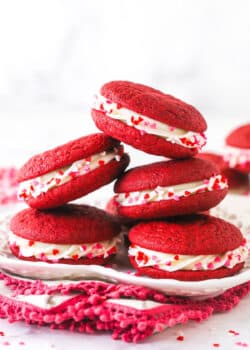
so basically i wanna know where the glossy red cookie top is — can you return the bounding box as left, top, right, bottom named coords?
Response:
left=10, top=204, right=121, bottom=244
left=18, top=133, right=120, bottom=182
left=100, top=80, right=207, bottom=132
left=226, top=123, right=250, bottom=149
left=129, top=214, right=244, bottom=255
left=115, top=158, right=219, bottom=193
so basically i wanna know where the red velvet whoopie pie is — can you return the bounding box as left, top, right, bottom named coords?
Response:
left=9, top=204, right=121, bottom=265
left=128, top=215, right=248, bottom=281
left=17, top=133, right=130, bottom=209
left=224, top=123, right=250, bottom=174
left=197, top=152, right=249, bottom=190
left=92, top=81, right=207, bottom=159
left=114, top=158, right=228, bottom=220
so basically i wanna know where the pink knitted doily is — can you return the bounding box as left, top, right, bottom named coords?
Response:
left=0, top=272, right=249, bottom=342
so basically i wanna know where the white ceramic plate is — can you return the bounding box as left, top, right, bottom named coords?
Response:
left=0, top=194, right=249, bottom=298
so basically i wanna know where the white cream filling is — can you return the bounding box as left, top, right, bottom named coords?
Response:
left=18, top=147, right=122, bottom=199
left=129, top=244, right=248, bottom=272
left=224, top=146, right=250, bottom=168
left=8, top=232, right=120, bottom=261
left=115, top=175, right=228, bottom=207
left=93, top=94, right=206, bottom=149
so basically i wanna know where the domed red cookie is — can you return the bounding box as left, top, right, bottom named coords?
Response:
left=128, top=215, right=247, bottom=281
left=92, top=81, right=207, bottom=159
left=224, top=123, right=250, bottom=173
left=9, top=204, right=121, bottom=265
left=197, top=152, right=249, bottom=190
left=114, top=158, right=228, bottom=219
left=17, top=133, right=130, bottom=209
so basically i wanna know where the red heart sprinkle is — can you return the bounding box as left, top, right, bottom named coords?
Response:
left=52, top=249, right=59, bottom=255
left=176, top=336, right=184, bottom=341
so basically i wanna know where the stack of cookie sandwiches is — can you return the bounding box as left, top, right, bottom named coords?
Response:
left=9, top=133, right=130, bottom=265
left=92, top=80, right=248, bottom=281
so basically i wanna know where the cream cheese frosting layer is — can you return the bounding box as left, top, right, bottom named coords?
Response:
left=115, top=174, right=228, bottom=207
left=93, top=94, right=207, bottom=150
left=8, top=232, right=120, bottom=261
left=18, top=146, right=124, bottom=199
left=224, top=146, right=250, bottom=168
left=128, top=243, right=248, bottom=272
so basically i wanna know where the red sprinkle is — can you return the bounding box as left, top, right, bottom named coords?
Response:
left=229, top=330, right=240, bottom=336
left=213, top=344, right=220, bottom=347
left=174, top=255, right=179, bottom=261
left=144, top=193, right=150, bottom=200
left=235, top=342, right=248, bottom=347
left=52, top=249, right=59, bottom=255
left=176, top=336, right=184, bottom=341
left=137, top=251, right=149, bottom=264
left=98, top=160, right=105, bottom=166
left=131, top=116, right=143, bottom=125
left=28, top=240, right=35, bottom=247
left=0, top=332, right=4, bottom=336
left=72, top=254, right=79, bottom=260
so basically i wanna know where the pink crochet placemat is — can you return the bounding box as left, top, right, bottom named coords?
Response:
left=0, top=168, right=18, bottom=205
left=0, top=272, right=249, bottom=343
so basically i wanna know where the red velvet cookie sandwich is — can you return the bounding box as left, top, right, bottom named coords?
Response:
left=128, top=215, right=248, bottom=281
left=197, top=152, right=249, bottom=190
left=92, top=81, right=207, bottom=159
left=18, top=133, right=130, bottom=209
left=114, top=158, right=228, bottom=219
left=9, top=204, right=121, bottom=265
left=224, top=123, right=250, bottom=173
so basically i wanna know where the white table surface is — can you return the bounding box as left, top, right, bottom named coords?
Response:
left=0, top=110, right=249, bottom=349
